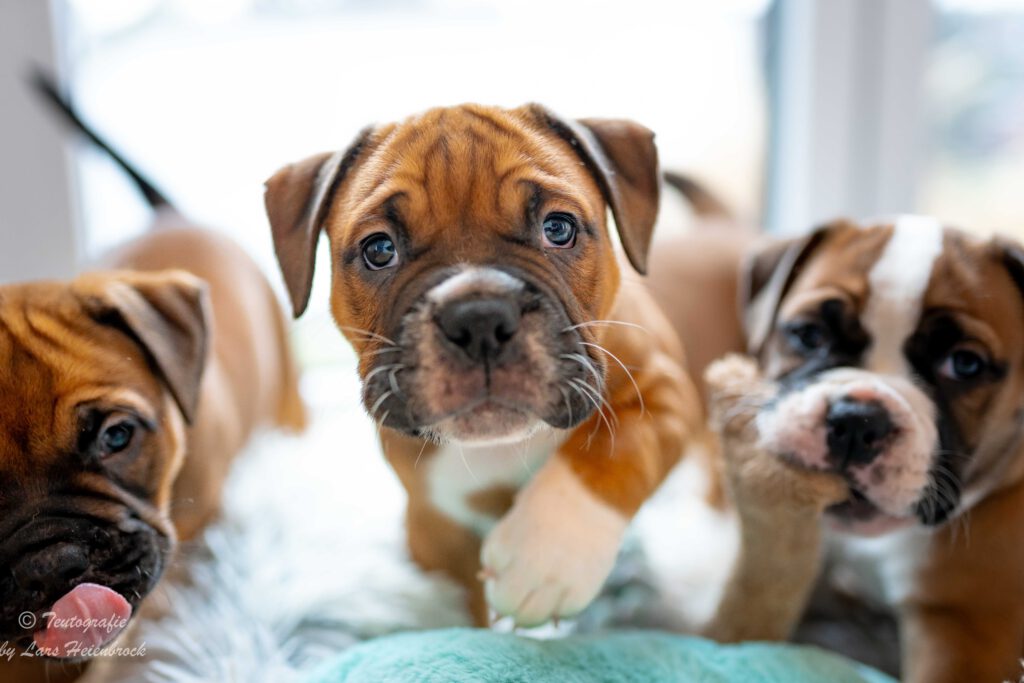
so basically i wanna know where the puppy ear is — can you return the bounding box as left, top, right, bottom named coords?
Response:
left=532, top=106, right=660, bottom=274
left=990, top=236, right=1024, bottom=299
left=264, top=128, right=373, bottom=317
left=741, top=223, right=835, bottom=356
left=81, top=271, right=210, bottom=424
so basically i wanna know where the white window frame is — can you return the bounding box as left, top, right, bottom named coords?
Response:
left=765, top=0, right=935, bottom=234
left=0, top=0, right=81, bottom=283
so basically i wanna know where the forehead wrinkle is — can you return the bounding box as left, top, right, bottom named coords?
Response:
left=55, top=386, right=157, bottom=425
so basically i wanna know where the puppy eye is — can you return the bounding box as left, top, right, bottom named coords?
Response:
left=362, top=234, right=398, bottom=270
left=939, top=348, right=987, bottom=381
left=785, top=321, right=828, bottom=353
left=98, top=419, right=137, bottom=457
left=542, top=213, right=577, bottom=248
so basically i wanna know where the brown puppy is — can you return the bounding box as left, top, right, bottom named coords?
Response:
left=648, top=200, right=1024, bottom=682
left=265, top=104, right=703, bottom=626
left=0, top=90, right=304, bottom=683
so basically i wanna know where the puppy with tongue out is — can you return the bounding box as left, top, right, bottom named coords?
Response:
left=0, top=78, right=306, bottom=683
left=31, top=584, right=133, bottom=659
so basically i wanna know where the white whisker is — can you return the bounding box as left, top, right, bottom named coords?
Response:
left=457, top=443, right=480, bottom=485
left=338, top=325, right=399, bottom=347
left=560, top=353, right=604, bottom=391
left=580, top=341, right=645, bottom=417
left=388, top=366, right=404, bottom=397
left=562, top=320, right=649, bottom=335
left=369, top=390, right=392, bottom=420
left=364, top=363, right=402, bottom=384
left=413, top=438, right=430, bottom=470
left=570, top=378, right=617, bottom=455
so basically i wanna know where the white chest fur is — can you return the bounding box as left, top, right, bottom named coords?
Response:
left=825, top=526, right=931, bottom=608
left=427, top=428, right=568, bottom=536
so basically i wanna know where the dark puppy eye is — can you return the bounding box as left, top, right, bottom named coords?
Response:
left=542, top=213, right=577, bottom=248
left=940, top=348, right=986, bottom=381
left=785, top=321, right=828, bottom=353
left=362, top=234, right=398, bottom=270
left=98, top=420, right=136, bottom=457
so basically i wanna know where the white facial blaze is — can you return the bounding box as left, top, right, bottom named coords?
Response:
left=426, top=266, right=523, bottom=305
left=862, top=216, right=944, bottom=374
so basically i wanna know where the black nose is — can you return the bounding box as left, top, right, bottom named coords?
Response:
left=826, top=398, right=894, bottom=468
left=12, top=542, right=90, bottom=593
left=435, top=297, right=521, bottom=362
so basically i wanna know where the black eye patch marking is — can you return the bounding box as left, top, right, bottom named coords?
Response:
left=904, top=314, right=1006, bottom=393
left=904, top=312, right=1008, bottom=525
left=777, top=298, right=869, bottom=388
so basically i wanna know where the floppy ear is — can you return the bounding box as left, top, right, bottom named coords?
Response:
left=741, top=224, right=834, bottom=356
left=990, top=236, right=1024, bottom=299
left=532, top=106, right=660, bottom=274
left=82, top=271, right=210, bottom=424
left=264, top=128, right=373, bottom=317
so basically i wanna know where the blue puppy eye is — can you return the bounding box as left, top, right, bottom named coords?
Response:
left=942, top=348, right=985, bottom=381
left=362, top=234, right=398, bottom=270
left=542, top=214, right=577, bottom=248
left=786, top=321, right=828, bottom=353
left=100, top=421, right=135, bottom=455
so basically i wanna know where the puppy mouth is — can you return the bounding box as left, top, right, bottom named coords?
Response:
left=361, top=298, right=600, bottom=438
left=0, top=514, right=169, bottom=655
left=825, top=489, right=914, bottom=536
left=427, top=395, right=541, bottom=443
left=827, top=488, right=882, bottom=521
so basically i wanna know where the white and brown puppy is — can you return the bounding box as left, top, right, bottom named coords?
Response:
left=264, top=105, right=703, bottom=626
left=651, top=213, right=1024, bottom=683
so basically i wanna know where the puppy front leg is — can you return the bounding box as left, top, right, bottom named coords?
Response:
left=405, top=498, right=489, bottom=625
left=702, top=355, right=846, bottom=642
left=481, top=345, right=699, bottom=627
left=382, top=430, right=494, bottom=626
left=703, top=453, right=844, bottom=642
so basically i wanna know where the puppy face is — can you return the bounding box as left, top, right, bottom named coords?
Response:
left=0, top=273, right=207, bottom=653
left=748, top=219, right=1024, bottom=534
left=266, top=104, right=660, bottom=443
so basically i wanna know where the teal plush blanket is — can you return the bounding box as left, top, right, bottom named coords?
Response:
left=304, top=628, right=896, bottom=683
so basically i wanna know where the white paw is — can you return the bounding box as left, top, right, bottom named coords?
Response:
left=480, top=457, right=628, bottom=627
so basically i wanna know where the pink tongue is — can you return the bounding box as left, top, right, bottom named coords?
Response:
left=33, top=583, right=132, bottom=658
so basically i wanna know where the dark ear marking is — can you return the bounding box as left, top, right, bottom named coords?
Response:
left=264, top=127, right=373, bottom=318
left=740, top=223, right=837, bottom=356
left=530, top=105, right=660, bottom=274
left=993, top=237, right=1024, bottom=297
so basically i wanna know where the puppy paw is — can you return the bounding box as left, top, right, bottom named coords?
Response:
left=705, top=355, right=847, bottom=512
left=480, top=458, right=627, bottom=627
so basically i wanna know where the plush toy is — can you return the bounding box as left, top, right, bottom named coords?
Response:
left=702, top=354, right=848, bottom=643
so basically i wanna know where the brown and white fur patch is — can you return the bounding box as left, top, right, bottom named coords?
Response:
left=647, top=206, right=1024, bottom=682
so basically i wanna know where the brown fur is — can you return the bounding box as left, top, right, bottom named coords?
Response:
left=0, top=225, right=303, bottom=683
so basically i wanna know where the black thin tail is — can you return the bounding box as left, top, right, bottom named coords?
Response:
left=30, top=69, right=172, bottom=210
left=662, top=170, right=733, bottom=220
